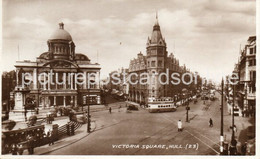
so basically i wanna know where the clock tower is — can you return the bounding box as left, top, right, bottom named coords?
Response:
left=146, top=13, right=168, bottom=98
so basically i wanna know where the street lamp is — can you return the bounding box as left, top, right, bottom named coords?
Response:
left=230, top=78, right=237, bottom=155
left=244, top=85, right=248, bottom=117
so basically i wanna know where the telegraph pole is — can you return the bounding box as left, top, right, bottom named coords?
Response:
left=87, top=87, right=91, bottom=133
left=186, top=94, right=190, bottom=122
left=220, top=78, right=224, bottom=154
left=229, top=78, right=237, bottom=155
left=186, top=105, right=189, bottom=122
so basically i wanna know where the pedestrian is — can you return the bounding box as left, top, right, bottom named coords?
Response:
left=245, top=110, right=249, bottom=117
left=50, top=130, right=55, bottom=145
left=47, top=130, right=51, bottom=146
left=177, top=120, right=182, bottom=132
left=241, top=142, right=247, bottom=155
left=43, top=131, right=46, bottom=138
left=11, top=144, right=17, bottom=155
left=109, top=107, right=112, bottom=114
left=17, top=144, right=24, bottom=155
left=118, top=105, right=121, bottom=112
left=26, top=135, right=34, bottom=155
left=66, top=122, right=70, bottom=136
left=50, top=114, right=53, bottom=124
left=209, top=118, right=213, bottom=127
left=30, top=136, right=35, bottom=154
left=233, top=125, right=237, bottom=133
left=69, top=111, right=72, bottom=121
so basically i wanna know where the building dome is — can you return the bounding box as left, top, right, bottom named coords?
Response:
left=49, top=22, right=72, bottom=41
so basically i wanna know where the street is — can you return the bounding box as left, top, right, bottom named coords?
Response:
left=46, top=92, right=240, bottom=155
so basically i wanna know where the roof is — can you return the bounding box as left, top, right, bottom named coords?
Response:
left=149, top=16, right=165, bottom=45
left=247, top=36, right=256, bottom=42
left=75, top=53, right=90, bottom=61
left=49, top=22, right=72, bottom=41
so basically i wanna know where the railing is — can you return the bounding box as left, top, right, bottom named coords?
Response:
left=57, top=121, right=83, bottom=137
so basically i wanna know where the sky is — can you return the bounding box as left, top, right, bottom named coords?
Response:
left=1, top=0, right=256, bottom=83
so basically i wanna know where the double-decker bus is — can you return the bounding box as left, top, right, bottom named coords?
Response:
left=147, top=97, right=177, bottom=113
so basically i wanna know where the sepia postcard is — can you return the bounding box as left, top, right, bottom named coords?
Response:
left=1, top=0, right=259, bottom=158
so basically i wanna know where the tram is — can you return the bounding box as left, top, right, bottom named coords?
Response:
left=147, top=97, right=177, bottom=113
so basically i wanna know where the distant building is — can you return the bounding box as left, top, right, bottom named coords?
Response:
left=107, top=67, right=129, bottom=97
left=2, top=70, right=16, bottom=111
left=14, top=22, right=101, bottom=110
left=128, top=15, right=199, bottom=104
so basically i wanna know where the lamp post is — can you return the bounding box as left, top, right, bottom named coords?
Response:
left=186, top=94, right=190, bottom=122
left=230, top=80, right=237, bottom=155
left=87, top=87, right=91, bottom=133
left=220, top=78, right=224, bottom=154
left=244, top=85, right=248, bottom=117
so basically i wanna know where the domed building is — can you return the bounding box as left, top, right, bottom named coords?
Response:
left=14, top=23, right=101, bottom=110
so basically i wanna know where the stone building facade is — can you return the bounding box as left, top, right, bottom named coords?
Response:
left=14, top=23, right=101, bottom=110
left=128, top=16, right=197, bottom=104
left=237, top=36, right=256, bottom=114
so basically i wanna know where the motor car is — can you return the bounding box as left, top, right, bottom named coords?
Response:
left=201, top=94, right=209, bottom=100
left=127, top=104, right=139, bottom=111
left=210, top=94, right=215, bottom=101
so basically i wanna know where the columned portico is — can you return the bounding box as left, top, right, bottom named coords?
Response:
left=71, top=74, right=74, bottom=90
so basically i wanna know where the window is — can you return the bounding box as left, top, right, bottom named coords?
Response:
left=147, top=61, right=150, bottom=67
left=158, top=48, right=163, bottom=54
left=249, top=59, right=256, bottom=66
left=158, top=60, right=162, bottom=67
left=251, top=71, right=256, bottom=81
left=249, top=60, right=252, bottom=66
left=151, top=61, right=156, bottom=67
left=250, top=48, right=254, bottom=54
